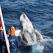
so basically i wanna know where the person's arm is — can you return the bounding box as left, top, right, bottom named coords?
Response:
left=16, top=36, right=23, bottom=47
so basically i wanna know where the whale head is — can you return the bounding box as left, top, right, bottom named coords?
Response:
left=20, top=13, right=34, bottom=33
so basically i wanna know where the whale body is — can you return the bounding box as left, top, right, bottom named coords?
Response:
left=20, top=13, right=44, bottom=45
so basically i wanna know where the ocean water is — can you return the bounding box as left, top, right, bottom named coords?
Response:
left=0, top=0, right=53, bottom=53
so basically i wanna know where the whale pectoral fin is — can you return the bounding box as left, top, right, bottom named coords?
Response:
left=22, top=35, right=28, bottom=43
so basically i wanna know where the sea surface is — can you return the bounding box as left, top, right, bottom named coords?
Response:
left=0, top=0, right=53, bottom=53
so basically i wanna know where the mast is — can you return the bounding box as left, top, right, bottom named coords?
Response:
left=0, top=6, right=10, bottom=53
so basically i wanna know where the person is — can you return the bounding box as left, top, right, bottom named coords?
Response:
left=8, top=26, right=18, bottom=53
left=0, top=20, right=3, bottom=53
left=0, top=20, right=8, bottom=53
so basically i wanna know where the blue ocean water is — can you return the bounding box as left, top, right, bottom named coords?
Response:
left=0, top=0, right=53, bottom=53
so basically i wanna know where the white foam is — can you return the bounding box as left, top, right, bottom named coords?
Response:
left=15, top=29, right=21, bottom=36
